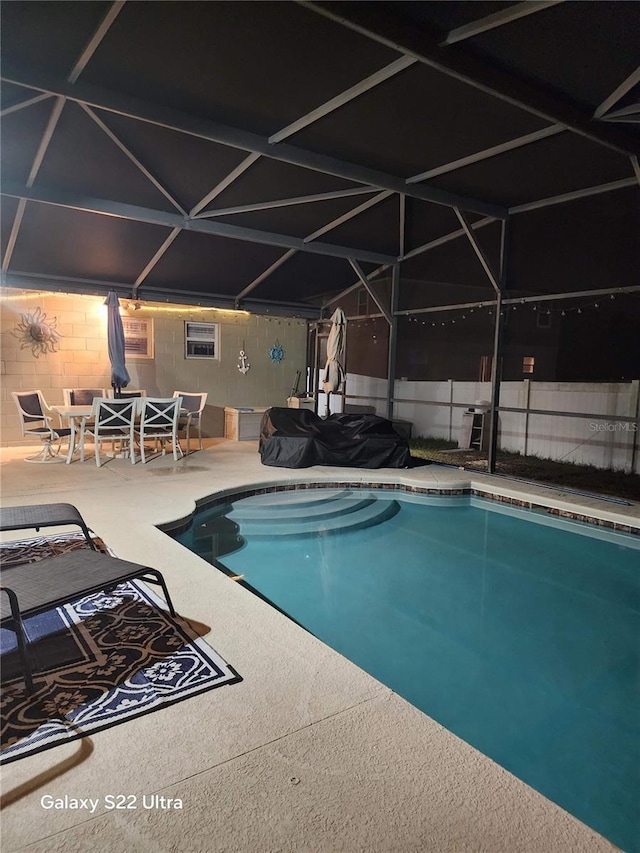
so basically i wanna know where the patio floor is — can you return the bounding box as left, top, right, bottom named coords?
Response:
left=1, top=438, right=635, bottom=852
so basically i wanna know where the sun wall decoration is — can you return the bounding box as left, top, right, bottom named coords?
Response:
left=11, top=307, right=63, bottom=357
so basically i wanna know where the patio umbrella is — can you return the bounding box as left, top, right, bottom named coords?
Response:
left=322, top=307, right=346, bottom=416
left=106, top=291, right=130, bottom=394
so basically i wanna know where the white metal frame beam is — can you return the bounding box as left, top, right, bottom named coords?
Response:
left=301, top=1, right=639, bottom=158
left=269, top=55, right=416, bottom=143
left=407, top=125, right=564, bottom=183
left=0, top=67, right=507, bottom=218
left=2, top=97, right=65, bottom=271
left=509, top=176, right=637, bottom=214
left=594, top=66, right=640, bottom=119
left=80, top=103, right=186, bottom=214
left=0, top=92, right=51, bottom=117
left=67, top=1, right=127, bottom=84
left=195, top=186, right=378, bottom=219
left=348, top=259, right=393, bottom=324
left=441, top=1, right=564, bottom=46
left=453, top=208, right=500, bottom=293
left=1, top=182, right=398, bottom=267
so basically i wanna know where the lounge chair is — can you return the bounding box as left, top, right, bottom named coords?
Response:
left=0, top=504, right=176, bottom=692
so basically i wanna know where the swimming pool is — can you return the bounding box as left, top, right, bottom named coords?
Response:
left=174, top=487, right=640, bottom=853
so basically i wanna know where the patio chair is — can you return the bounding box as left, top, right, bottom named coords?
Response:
left=83, top=397, right=137, bottom=466
left=1, top=544, right=176, bottom=693
left=173, top=391, right=208, bottom=453
left=11, top=391, right=72, bottom=464
left=110, top=389, right=146, bottom=399
left=62, top=388, right=107, bottom=406
left=135, top=397, right=183, bottom=463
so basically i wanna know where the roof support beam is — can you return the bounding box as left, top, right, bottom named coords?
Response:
left=268, top=55, right=416, bottom=143
left=1, top=182, right=398, bottom=266
left=453, top=208, right=500, bottom=293
left=304, top=190, right=394, bottom=242
left=407, top=125, right=564, bottom=183
left=2, top=97, right=65, bottom=271
left=189, top=153, right=261, bottom=217
left=402, top=216, right=496, bottom=261
left=195, top=186, right=378, bottom=219
left=80, top=104, right=186, bottom=214
left=441, top=1, right=563, bottom=46
left=509, top=176, right=637, bottom=213
left=232, top=189, right=392, bottom=300
left=301, top=2, right=640, bottom=157
left=1, top=66, right=506, bottom=217
left=235, top=249, right=297, bottom=305
left=133, top=227, right=181, bottom=295
left=67, top=1, right=126, bottom=84
left=1, top=199, right=27, bottom=272
left=322, top=264, right=389, bottom=309
left=631, top=156, right=640, bottom=185
left=0, top=92, right=51, bottom=117
left=594, top=66, right=640, bottom=119
left=348, top=259, right=393, bottom=324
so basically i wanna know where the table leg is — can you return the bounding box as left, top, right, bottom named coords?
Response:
left=65, top=416, right=77, bottom=464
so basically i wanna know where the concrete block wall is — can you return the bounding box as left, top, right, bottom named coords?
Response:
left=1, top=289, right=307, bottom=445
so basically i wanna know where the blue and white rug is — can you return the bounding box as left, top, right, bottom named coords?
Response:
left=0, top=534, right=241, bottom=764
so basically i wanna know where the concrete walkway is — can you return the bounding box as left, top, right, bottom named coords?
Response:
left=1, top=439, right=632, bottom=852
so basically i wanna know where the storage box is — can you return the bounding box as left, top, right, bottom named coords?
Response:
left=224, top=407, right=269, bottom=441
left=287, top=396, right=315, bottom=411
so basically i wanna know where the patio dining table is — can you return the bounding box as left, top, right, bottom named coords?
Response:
left=51, top=402, right=191, bottom=464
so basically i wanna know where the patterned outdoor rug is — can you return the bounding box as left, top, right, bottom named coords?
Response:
left=0, top=533, right=241, bottom=764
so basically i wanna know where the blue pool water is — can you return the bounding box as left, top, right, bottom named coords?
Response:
left=175, top=488, right=640, bottom=852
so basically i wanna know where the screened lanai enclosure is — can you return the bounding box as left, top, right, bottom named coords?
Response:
left=2, top=1, right=639, bottom=482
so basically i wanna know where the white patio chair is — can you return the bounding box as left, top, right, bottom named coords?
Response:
left=62, top=388, right=107, bottom=406
left=83, top=397, right=137, bottom=467
left=135, top=397, right=183, bottom=463
left=173, top=391, right=207, bottom=453
left=11, top=390, right=72, bottom=463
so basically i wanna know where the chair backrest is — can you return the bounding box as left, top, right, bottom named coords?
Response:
left=11, top=391, right=48, bottom=434
left=91, top=397, right=137, bottom=431
left=63, top=388, right=107, bottom=406
left=111, top=389, right=146, bottom=399
left=139, top=397, right=182, bottom=433
left=173, top=391, right=207, bottom=415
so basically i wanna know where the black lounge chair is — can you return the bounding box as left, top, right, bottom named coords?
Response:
left=0, top=504, right=176, bottom=693
left=0, top=503, right=97, bottom=550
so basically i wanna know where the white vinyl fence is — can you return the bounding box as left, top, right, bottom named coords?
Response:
left=345, top=375, right=640, bottom=474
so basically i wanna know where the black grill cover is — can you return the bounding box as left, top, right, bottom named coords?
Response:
left=259, top=408, right=411, bottom=469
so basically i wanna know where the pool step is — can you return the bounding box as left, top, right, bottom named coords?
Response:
left=227, top=495, right=375, bottom=523
left=232, top=497, right=400, bottom=537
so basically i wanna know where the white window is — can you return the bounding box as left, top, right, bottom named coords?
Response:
left=185, top=321, right=219, bottom=359
left=122, top=316, right=154, bottom=359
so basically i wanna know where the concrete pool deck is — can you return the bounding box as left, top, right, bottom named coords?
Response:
left=1, top=439, right=636, bottom=852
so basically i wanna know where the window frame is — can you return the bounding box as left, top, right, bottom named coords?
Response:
left=184, top=320, right=220, bottom=360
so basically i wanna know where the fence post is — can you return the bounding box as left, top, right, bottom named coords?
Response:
left=630, top=379, right=639, bottom=475
left=523, top=378, right=531, bottom=457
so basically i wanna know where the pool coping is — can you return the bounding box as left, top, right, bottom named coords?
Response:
left=159, top=473, right=640, bottom=537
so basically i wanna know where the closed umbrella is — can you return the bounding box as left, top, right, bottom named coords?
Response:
left=322, top=307, right=346, bottom=416
left=106, top=291, right=130, bottom=395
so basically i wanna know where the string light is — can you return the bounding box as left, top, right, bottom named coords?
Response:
left=386, top=293, right=633, bottom=330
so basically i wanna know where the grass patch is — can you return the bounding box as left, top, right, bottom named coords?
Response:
left=410, top=438, right=640, bottom=502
